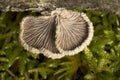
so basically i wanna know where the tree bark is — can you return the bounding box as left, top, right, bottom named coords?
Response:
left=0, top=0, right=120, bottom=15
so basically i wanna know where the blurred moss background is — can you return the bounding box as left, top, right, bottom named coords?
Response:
left=0, top=9, right=120, bottom=80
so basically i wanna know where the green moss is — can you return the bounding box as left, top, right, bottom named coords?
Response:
left=0, top=10, right=120, bottom=80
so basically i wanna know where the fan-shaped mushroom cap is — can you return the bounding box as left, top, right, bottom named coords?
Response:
left=20, top=8, right=94, bottom=59
left=52, top=8, right=94, bottom=56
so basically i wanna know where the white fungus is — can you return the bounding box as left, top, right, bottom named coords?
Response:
left=20, top=8, right=94, bottom=59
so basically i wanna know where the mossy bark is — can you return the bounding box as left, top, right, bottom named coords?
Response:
left=0, top=0, right=120, bottom=15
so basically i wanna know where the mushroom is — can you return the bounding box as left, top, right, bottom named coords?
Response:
left=20, top=8, right=94, bottom=59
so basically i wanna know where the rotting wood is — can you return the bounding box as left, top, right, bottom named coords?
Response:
left=0, top=0, right=120, bottom=15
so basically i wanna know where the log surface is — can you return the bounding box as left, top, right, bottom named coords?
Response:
left=0, top=0, right=120, bottom=15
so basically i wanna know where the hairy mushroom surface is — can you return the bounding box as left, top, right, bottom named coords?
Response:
left=20, top=8, right=94, bottom=59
